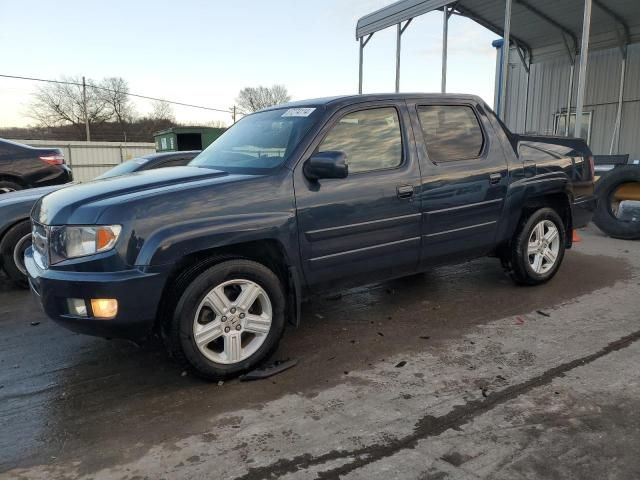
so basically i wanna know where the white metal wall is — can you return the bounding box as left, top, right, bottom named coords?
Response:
left=502, top=43, right=640, bottom=160
left=11, top=139, right=156, bottom=182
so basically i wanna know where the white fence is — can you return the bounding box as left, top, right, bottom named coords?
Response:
left=12, top=139, right=156, bottom=183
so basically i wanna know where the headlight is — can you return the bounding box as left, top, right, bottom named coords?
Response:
left=49, top=225, right=122, bottom=264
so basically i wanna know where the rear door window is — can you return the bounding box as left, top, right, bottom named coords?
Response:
left=152, top=157, right=192, bottom=169
left=318, top=107, right=402, bottom=173
left=417, top=105, right=484, bottom=163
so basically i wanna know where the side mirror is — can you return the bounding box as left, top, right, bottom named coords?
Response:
left=303, top=151, right=348, bottom=181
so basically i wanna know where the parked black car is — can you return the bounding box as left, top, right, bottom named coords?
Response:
left=1, top=151, right=199, bottom=286
left=25, top=94, right=597, bottom=380
left=0, top=139, right=73, bottom=193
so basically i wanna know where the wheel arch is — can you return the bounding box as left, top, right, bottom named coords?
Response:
left=155, top=238, right=302, bottom=333
left=500, top=190, right=573, bottom=254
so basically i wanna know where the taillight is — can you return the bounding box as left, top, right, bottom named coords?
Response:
left=39, top=154, right=65, bottom=166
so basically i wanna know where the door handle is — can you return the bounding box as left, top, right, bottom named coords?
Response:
left=489, top=173, right=502, bottom=184
left=396, top=184, right=414, bottom=198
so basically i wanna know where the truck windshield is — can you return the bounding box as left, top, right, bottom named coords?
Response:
left=190, top=107, right=320, bottom=173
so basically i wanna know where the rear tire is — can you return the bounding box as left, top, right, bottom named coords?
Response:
left=0, top=181, right=22, bottom=194
left=0, top=220, right=31, bottom=288
left=163, top=259, right=286, bottom=380
left=502, top=208, right=566, bottom=285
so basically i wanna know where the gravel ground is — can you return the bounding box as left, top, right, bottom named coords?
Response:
left=1, top=225, right=638, bottom=479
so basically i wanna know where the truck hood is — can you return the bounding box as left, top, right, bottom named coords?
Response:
left=33, top=166, right=231, bottom=225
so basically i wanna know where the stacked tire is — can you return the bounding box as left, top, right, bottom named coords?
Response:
left=593, top=165, right=640, bottom=240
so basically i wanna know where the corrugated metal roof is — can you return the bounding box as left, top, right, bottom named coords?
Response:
left=356, top=0, right=640, bottom=62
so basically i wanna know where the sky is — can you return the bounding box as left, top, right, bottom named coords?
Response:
left=0, top=0, right=500, bottom=128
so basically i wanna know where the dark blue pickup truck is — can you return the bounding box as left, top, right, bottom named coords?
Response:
left=25, top=94, right=596, bottom=380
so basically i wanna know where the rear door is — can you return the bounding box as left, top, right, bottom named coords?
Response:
left=408, top=100, right=508, bottom=265
left=294, top=101, right=422, bottom=291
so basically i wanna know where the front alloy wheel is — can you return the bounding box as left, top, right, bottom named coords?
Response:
left=165, top=259, right=286, bottom=380
left=193, top=279, right=273, bottom=364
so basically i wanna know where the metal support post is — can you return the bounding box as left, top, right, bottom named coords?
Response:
left=499, top=0, right=512, bottom=120
left=565, top=62, right=575, bottom=136
left=441, top=7, right=449, bottom=93
left=395, top=23, right=402, bottom=92
left=609, top=47, right=627, bottom=154
left=358, top=34, right=373, bottom=94
left=574, top=0, right=592, bottom=139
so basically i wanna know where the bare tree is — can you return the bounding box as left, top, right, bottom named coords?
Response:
left=207, top=119, right=228, bottom=128
left=98, top=77, right=136, bottom=140
left=150, top=100, right=175, bottom=122
left=236, top=85, right=291, bottom=113
left=29, top=76, right=111, bottom=138
left=98, top=77, right=135, bottom=125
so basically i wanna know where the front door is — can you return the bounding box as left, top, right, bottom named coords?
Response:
left=294, top=102, right=422, bottom=291
left=407, top=100, right=509, bottom=265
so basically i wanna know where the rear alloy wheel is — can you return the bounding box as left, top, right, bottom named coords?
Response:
left=165, top=259, right=286, bottom=380
left=503, top=208, right=566, bottom=285
left=526, top=220, right=560, bottom=275
left=0, top=220, right=31, bottom=288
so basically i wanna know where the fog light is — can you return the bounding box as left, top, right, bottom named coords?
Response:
left=90, top=299, right=118, bottom=319
left=67, top=298, right=88, bottom=317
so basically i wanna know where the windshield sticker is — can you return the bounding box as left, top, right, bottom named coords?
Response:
left=281, top=108, right=316, bottom=117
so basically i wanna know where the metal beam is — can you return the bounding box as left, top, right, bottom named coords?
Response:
left=593, top=0, right=630, bottom=46
left=358, top=33, right=373, bottom=94
left=396, top=24, right=402, bottom=93
left=359, top=37, right=364, bottom=95
left=574, top=0, right=592, bottom=139
left=513, top=40, right=529, bottom=73
left=609, top=46, right=627, bottom=154
left=442, top=7, right=449, bottom=92
left=515, top=0, right=578, bottom=53
left=499, top=0, right=512, bottom=120
left=565, top=62, right=575, bottom=136
left=395, top=19, right=412, bottom=93
left=356, top=0, right=452, bottom=39
left=561, top=33, right=576, bottom=64
left=452, top=4, right=532, bottom=58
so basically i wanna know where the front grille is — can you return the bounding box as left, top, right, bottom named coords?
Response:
left=31, top=221, right=49, bottom=269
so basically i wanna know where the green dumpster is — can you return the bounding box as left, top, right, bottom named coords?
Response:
left=153, top=127, right=225, bottom=152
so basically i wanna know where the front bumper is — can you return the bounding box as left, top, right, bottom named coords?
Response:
left=572, top=195, right=598, bottom=229
left=25, top=248, right=168, bottom=340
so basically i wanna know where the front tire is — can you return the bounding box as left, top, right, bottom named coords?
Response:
left=0, top=220, right=31, bottom=288
left=502, top=208, right=566, bottom=285
left=164, top=259, right=286, bottom=380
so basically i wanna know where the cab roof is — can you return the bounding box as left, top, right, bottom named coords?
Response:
left=261, top=93, right=486, bottom=112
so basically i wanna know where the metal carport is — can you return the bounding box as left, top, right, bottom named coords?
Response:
left=355, top=0, right=640, bottom=145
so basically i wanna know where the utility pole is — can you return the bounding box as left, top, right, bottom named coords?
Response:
left=233, top=105, right=237, bottom=124
left=82, top=76, right=91, bottom=141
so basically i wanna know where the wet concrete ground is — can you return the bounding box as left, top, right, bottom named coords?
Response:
left=1, top=225, right=639, bottom=479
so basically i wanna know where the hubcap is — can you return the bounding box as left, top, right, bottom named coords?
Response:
left=527, top=220, right=560, bottom=274
left=13, top=234, right=32, bottom=276
left=192, top=279, right=272, bottom=365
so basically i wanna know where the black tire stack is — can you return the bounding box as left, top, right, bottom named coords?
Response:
left=593, top=165, right=640, bottom=240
